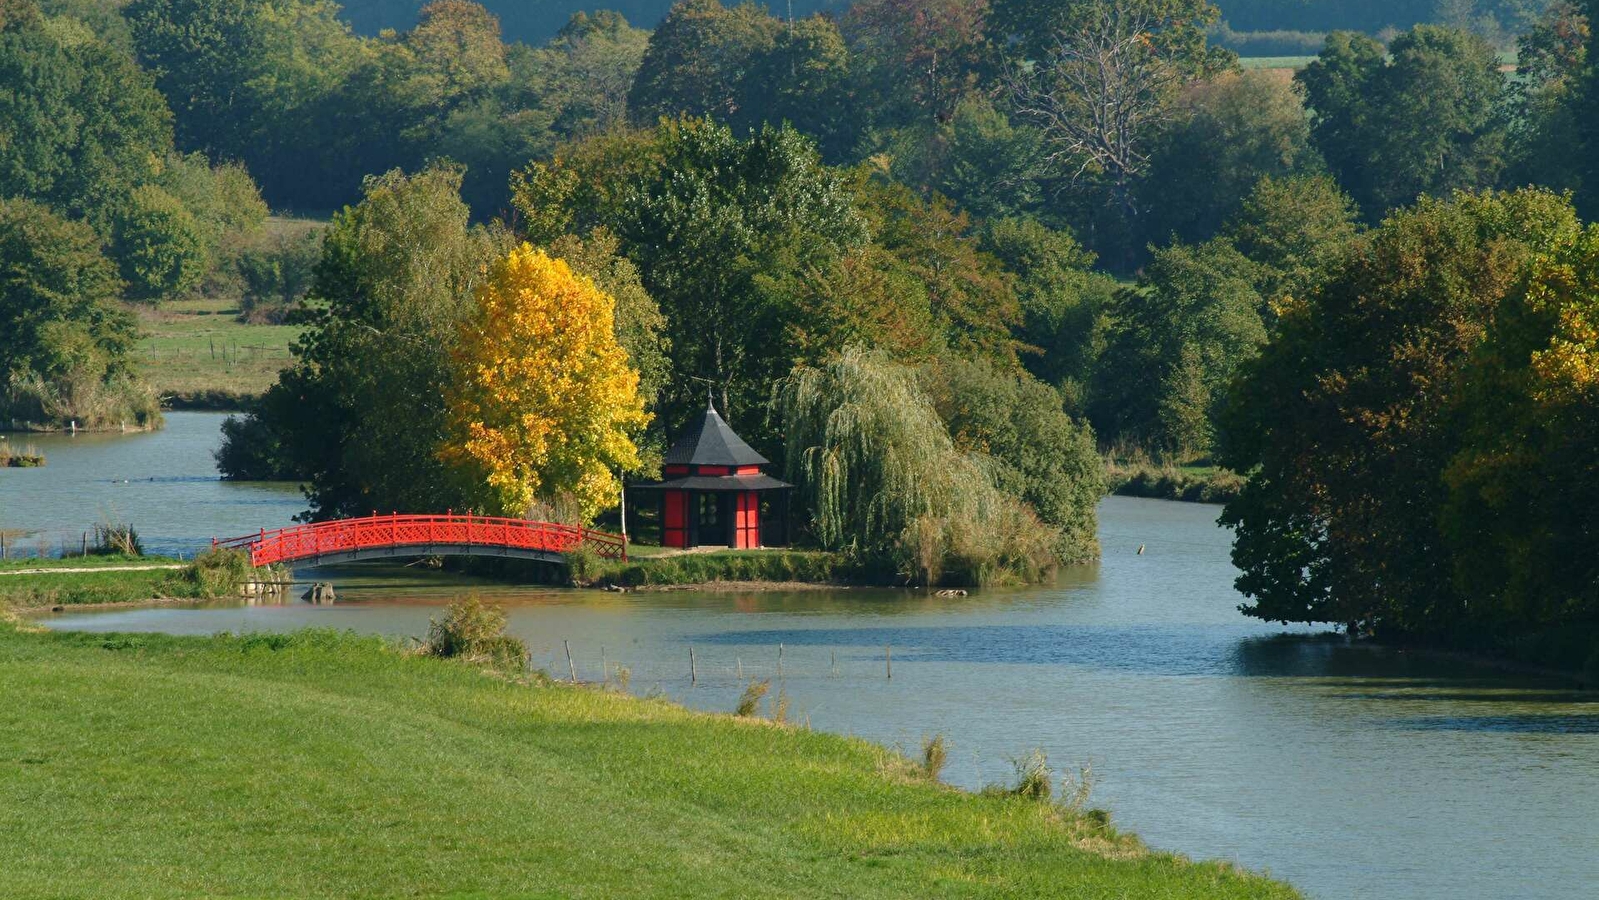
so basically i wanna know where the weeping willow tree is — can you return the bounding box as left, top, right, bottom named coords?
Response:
left=776, top=347, right=1061, bottom=586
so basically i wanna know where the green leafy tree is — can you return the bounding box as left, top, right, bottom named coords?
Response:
left=887, top=96, right=1047, bottom=221
left=627, top=0, right=781, bottom=125
left=0, top=8, right=173, bottom=225
left=126, top=0, right=358, bottom=205
left=514, top=119, right=867, bottom=439
left=978, top=217, right=1117, bottom=413
left=919, top=357, right=1103, bottom=561
left=843, top=0, right=990, bottom=128
left=1224, top=174, right=1362, bottom=306
left=1505, top=1, right=1588, bottom=197
left=0, top=197, right=154, bottom=427
left=1092, top=238, right=1266, bottom=457
left=112, top=184, right=209, bottom=302
left=1137, top=71, right=1320, bottom=247
left=1297, top=26, right=1507, bottom=219
left=1218, top=189, right=1583, bottom=636
left=220, top=165, right=506, bottom=516
left=525, top=11, right=650, bottom=137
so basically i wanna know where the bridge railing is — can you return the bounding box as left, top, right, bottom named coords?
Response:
left=214, top=513, right=628, bottom=568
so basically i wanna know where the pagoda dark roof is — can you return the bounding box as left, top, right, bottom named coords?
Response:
left=663, top=402, right=769, bottom=467
left=632, top=473, right=792, bottom=492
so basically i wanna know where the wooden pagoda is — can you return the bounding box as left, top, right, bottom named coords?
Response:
left=630, top=402, right=791, bottom=549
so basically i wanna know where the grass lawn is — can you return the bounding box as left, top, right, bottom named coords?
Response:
left=0, top=625, right=1299, bottom=899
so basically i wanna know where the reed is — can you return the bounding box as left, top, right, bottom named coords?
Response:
left=735, top=679, right=770, bottom=717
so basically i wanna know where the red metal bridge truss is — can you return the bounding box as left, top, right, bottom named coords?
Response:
left=215, top=513, right=628, bottom=568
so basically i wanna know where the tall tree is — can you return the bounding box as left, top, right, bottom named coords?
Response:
left=1505, top=0, right=1587, bottom=197
left=222, top=165, right=507, bottom=516
left=0, top=196, right=142, bottom=426
left=1137, top=71, right=1320, bottom=247
left=627, top=0, right=780, bottom=126
left=1003, top=0, right=1232, bottom=266
left=443, top=245, right=650, bottom=520
left=843, top=0, right=990, bottom=127
left=1297, top=25, right=1507, bottom=219
left=1091, top=238, right=1266, bottom=457
left=0, top=8, right=173, bottom=226
left=1218, top=189, right=1583, bottom=636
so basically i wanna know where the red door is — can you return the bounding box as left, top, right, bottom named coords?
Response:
left=735, top=492, right=760, bottom=548
left=663, top=491, right=687, bottom=548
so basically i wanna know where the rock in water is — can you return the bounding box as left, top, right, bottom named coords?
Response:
left=302, top=582, right=336, bottom=604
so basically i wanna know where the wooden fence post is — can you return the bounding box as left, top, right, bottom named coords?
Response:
left=689, top=646, right=698, bottom=685
left=564, top=640, right=577, bottom=683
left=886, top=644, right=892, bottom=680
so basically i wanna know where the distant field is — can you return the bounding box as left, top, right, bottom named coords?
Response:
left=1238, top=56, right=1316, bottom=70
left=135, top=298, right=302, bottom=406
left=133, top=216, right=321, bottom=407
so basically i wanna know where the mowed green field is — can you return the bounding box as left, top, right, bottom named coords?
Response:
left=0, top=625, right=1301, bottom=899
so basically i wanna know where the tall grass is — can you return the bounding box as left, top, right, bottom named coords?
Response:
left=735, top=679, right=770, bottom=717
left=1, top=372, right=161, bottom=432
left=589, top=550, right=851, bottom=588
left=0, top=439, right=43, bottom=467
left=90, top=524, right=143, bottom=557
left=921, top=734, right=948, bottom=781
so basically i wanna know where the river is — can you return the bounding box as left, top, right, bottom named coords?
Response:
left=8, top=413, right=1598, bottom=899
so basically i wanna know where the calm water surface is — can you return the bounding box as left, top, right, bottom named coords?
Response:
left=16, top=414, right=1599, bottom=899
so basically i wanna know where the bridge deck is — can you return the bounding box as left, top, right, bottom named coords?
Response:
left=215, top=513, right=628, bottom=568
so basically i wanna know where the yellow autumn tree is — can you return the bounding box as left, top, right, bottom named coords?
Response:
left=442, top=244, right=650, bottom=520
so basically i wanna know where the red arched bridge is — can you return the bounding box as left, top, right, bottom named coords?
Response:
left=215, top=513, right=628, bottom=568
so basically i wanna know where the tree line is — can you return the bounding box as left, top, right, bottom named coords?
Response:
left=9, top=0, right=1599, bottom=622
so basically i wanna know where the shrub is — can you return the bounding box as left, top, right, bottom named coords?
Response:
left=91, top=523, right=142, bottom=556
left=190, top=546, right=252, bottom=596
left=422, top=596, right=528, bottom=669
left=236, top=228, right=319, bottom=323
left=564, top=542, right=602, bottom=586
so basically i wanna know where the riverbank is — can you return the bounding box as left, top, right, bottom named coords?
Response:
left=576, top=548, right=865, bottom=589
left=0, top=551, right=251, bottom=611
left=1105, top=461, right=1245, bottom=504
left=0, top=621, right=1298, bottom=898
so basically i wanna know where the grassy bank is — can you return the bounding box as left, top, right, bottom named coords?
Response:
left=574, top=548, right=861, bottom=589
left=134, top=297, right=303, bottom=408
left=1105, top=460, right=1245, bottom=505
left=0, top=623, right=1298, bottom=898
left=0, top=551, right=251, bottom=609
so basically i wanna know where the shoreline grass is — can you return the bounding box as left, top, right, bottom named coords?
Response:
left=0, top=438, right=44, bottom=467
left=0, top=622, right=1300, bottom=898
left=1105, top=460, right=1245, bottom=505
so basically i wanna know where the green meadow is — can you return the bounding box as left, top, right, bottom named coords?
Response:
left=0, top=623, right=1300, bottom=899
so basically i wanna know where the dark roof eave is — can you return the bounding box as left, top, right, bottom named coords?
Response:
left=629, top=474, right=793, bottom=492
